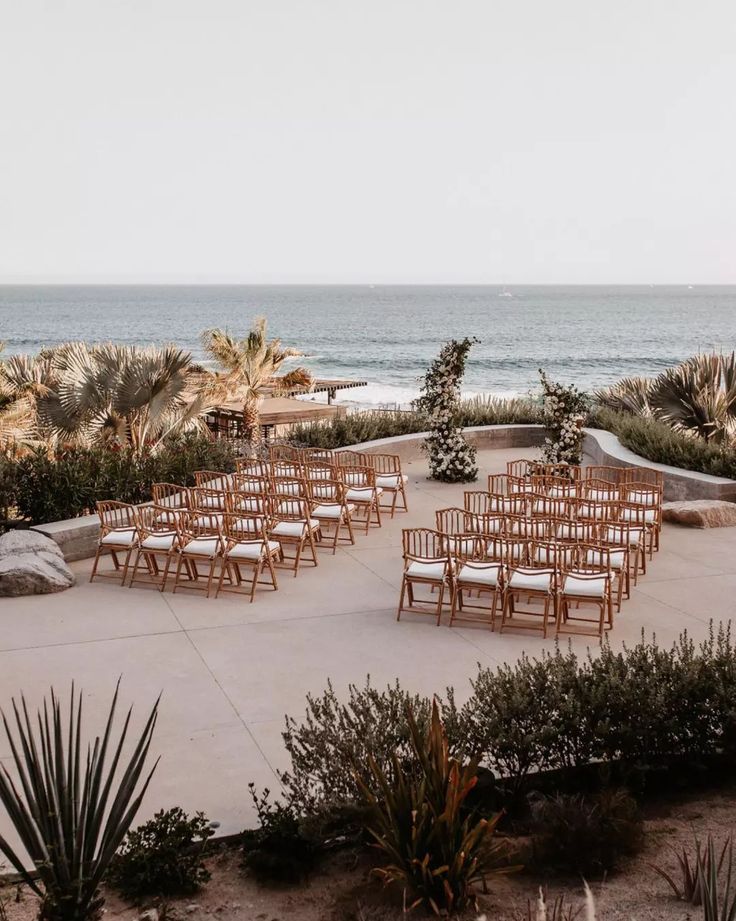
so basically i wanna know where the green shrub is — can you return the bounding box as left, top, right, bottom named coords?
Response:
left=529, top=788, right=643, bottom=877
left=241, top=785, right=320, bottom=884
left=10, top=434, right=237, bottom=523
left=355, top=701, right=510, bottom=915
left=590, top=407, right=736, bottom=479
left=279, top=678, right=447, bottom=812
left=287, top=397, right=541, bottom=450
left=107, top=807, right=214, bottom=901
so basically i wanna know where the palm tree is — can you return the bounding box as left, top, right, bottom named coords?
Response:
left=34, top=342, right=220, bottom=454
left=0, top=345, right=54, bottom=448
left=202, top=317, right=310, bottom=449
left=594, top=376, right=653, bottom=416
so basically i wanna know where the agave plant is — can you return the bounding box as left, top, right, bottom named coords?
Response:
left=648, top=353, right=736, bottom=444
left=0, top=682, right=159, bottom=921
left=354, top=699, right=512, bottom=916
left=700, top=836, right=736, bottom=921
left=593, top=376, right=653, bottom=416
left=649, top=834, right=730, bottom=905
left=202, top=318, right=307, bottom=449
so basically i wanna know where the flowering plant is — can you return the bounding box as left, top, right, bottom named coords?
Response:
left=538, top=369, right=589, bottom=467
left=414, top=338, right=478, bottom=483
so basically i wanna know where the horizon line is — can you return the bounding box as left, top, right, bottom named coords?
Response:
left=1, top=280, right=734, bottom=288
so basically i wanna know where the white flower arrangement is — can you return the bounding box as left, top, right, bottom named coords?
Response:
left=538, top=369, right=589, bottom=467
left=414, top=339, right=479, bottom=483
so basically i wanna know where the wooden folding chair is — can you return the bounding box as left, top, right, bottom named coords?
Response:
left=340, top=465, right=382, bottom=532
left=90, top=500, right=139, bottom=584
left=194, top=470, right=231, bottom=491
left=581, top=478, right=621, bottom=503
left=585, top=465, right=627, bottom=485
left=300, top=447, right=335, bottom=465
left=371, top=453, right=409, bottom=516
left=269, top=495, right=321, bottom=574
left=622, top=482, right=662, bottom=552
left=449, top=534, right=504, bottom=630
left=500, top=538, right=557, bottom=638
left=236, top=457, right=270, bottom=477
left=172, top=513, right=224, bottom=597
left=588, top=522, right=631, bottom=610
left=307, top=479, right=356, bottom=553
left=557, top=546, right=613, bottom=640
left=216, top=511, right=281, bottom=602
left=397, top=528, right=452, bottom=625
left=129, top=504, right=184, bottom=591
left=232, top=472, right=271, bottom=495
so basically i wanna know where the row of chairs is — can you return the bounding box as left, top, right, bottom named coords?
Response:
left=396, top=462, right=666, bottom=639
left=90, top=451, right=409, bottom=598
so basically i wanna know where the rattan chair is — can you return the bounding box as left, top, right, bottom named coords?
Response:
left=232, top=472, right=271, bottom=494
left=339, top=465, right=382, bottom=532
left=216, top=511, right=281, bottom=601
left=269, top=495, right=321, bottom=573
left=557, top=546, right=613, bottom=639
left=449, top=534, right=503, bottom=629
left=307, top=480, right=356, bottom=553
left=129, top=504, right=184, bottom=591
left=397, top=528, right=452, bottom=625
left=194, top=470, right=231, bottom=491
left=90, top=500, right=139, bottom=584
left=371, top=453, right=409, bottom=516
left=171, top=513, right=224, bottom=597
left=236, top=457, right=270, bottom=477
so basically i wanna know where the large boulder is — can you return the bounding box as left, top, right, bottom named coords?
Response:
left=0, top=530, right=76, bottom=596
left=663, top=500, right=736, bottom=529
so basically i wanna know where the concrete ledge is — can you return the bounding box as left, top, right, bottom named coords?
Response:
left=33, top=424, right=736, bottom=563
left=348, top=424, right=736, bottom=502
left=31, top=514, right=100, bottom=562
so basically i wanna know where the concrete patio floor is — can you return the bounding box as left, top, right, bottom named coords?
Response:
left=2, top=446, right=735, bottom=839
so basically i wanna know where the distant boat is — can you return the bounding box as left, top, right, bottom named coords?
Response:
left=688, top=285, right=694, bottom=289
left=498, top=288, right=514, bottom=297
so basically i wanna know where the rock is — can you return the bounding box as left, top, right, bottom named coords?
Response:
left=0, top=529, right=76, bottom=596
left=662, top=500, right=736, bottom=529
left=139, top=910, right=159, bottom=921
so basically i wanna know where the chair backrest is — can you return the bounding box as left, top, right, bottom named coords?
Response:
left=534, top=462, right=582, bottom=482
left=505, top=515, right=552, bottom=541
left=271, top=459, right=302, bottom=478
left=194, top=470, right=230, bottom=491
left=232, top=472, right=270, bottom=494
left=574, top=543, right=612, bottom=573
left=500, top=537, right=530, bottom=564
left=530, top=540, right=572, bottom=569
left=574, top=498, right=615, bottom=521
left=596, top=520, right=634, bottom=546
left=335, top=449, right=368, bottom=468
left=625, top=466, right=664, bottom=488
left=506, top=459, right=535, bottom=478
left=300, top=447, right=335, bottom=464
left=487, top=473, right=512, bottom=494
left=339, top=464, right=375, bottom=487
left=306, top=477, right=341, bottom=501
left=191, top=486, right=228, bottom=511
left=552, top=517, right=595, bottom=544
left=303, top=461, right=338, bottom=482
left=533, top=475, right=579, bottom=498
left=136, top=504, right=183, bottom=537
left=530, top=493, right=570, bottom=519
left=96, top=500, right=137, bottom=532
left=183, top=510, right=222, bottom=537
left=270, top=494, right=310, bottom=521
left=226, top=490, right=269, bottom=515
left=220, top=510, right=268, bottom=541
left=269, top=444, right=302, bottom=464
left=151, top=483, right=190, bottom=509
left=488, top=493, right=527, bottom=515
left=582, top=479, right=620, bottom=502
left=464, top=491, right=493, bottom=515
left=270, top=475, right=307, bottom=497
left=435, top=507, right=473, bottom=535
left=236, top=457, right=270, bottom=477
left=445, top=532, right=484, bottom=562
left=369, top=453, right=402, bottom=475
left=585, top=465, right=627, bottom=485
left=402, top=528, right=447, bottom=561
left=623, top=482, right=662, bottom=508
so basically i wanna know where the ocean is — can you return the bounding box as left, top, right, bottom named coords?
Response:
left=1, top=285, right=734, bottom=408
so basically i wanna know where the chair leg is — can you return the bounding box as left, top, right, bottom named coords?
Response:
left=397, top=577, right=407, bottom=621
left=89, top=547, right=104, bottom=583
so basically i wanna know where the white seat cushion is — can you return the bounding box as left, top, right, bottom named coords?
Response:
left=271, top=519, right=320, bottom=538
left=312, top=503, right=355, bottom=519
left=182, top=536, right=220, bottom=557
left=100, top=528, right=137, bottom=547
left=406, top=560, right=447, bottom=581
left=547, top=485, right=577, bottom=498
left=343, top=472, right=367, bottom=486
left=587, top=488, right=618, bottom=502
left=274, top=483, right=302, bottom=496
left=509, top=570, right=552, bottom=593
left=534, top=545, right=575, bottom=565
left=232, top=497, right=263, bottom=513
left=586, top=548, right=626, bottom=570
left=375, top=473, right=408, bottom=489
left=619, top=507, right=656, bottom=523
left=556, top=523, right=587, bottom=540
left=346, top=487, right=383, bottom=501
left=504, top=541, right=527, bottom=560
left=445, top=536, right=478, bottom=557
left=457, top=562, right=502, bottom=586
left=563, top=574, right=608, bottom=598
left=226, top=540, right=280, bottom=561
left=140, top=532, right=176, bottom=552
left=155, top=510, right=181, bottom=525
left=194, top=513, right=223, bottom=528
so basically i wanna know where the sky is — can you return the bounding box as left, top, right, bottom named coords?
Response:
left=1, top=0, right=735, bottom=284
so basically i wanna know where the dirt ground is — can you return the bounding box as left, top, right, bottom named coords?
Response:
left=4, top=786, right=734, bottom=921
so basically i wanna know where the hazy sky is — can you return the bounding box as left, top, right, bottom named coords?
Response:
left=2, top=0, right=735, bottom=283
